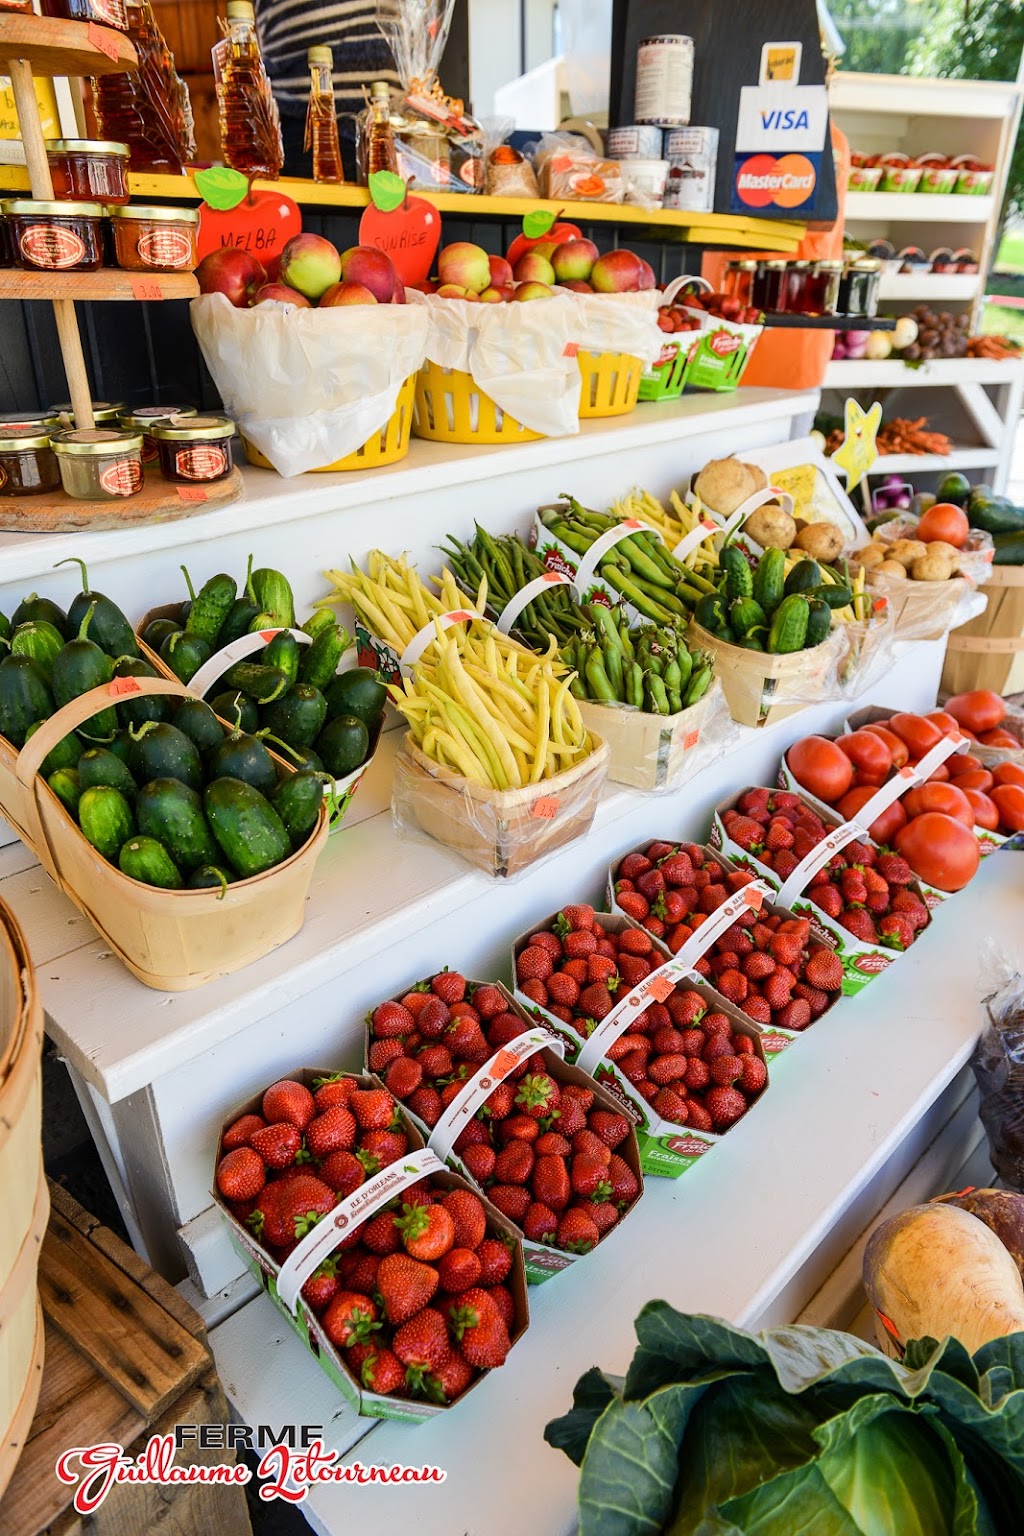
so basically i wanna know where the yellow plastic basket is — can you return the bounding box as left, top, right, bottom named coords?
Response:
left=244, top=374, right=416, bottom=473
left=411, top=362, right=544, bottom=444
left=578, top=350, right=643, bottom=418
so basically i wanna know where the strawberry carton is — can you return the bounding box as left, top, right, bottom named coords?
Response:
left=606, top=838, right=846, bottom=1058
left=511, top=901, right=770, bottom=1178
left=364, top=973, right=644, bottom=1282
left=212, top=1069, right=528, bottom=1420
left=710, top=787, right=933, bottom=994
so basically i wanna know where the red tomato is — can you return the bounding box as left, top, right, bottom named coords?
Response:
left=992, top=783, right=1024, bottom=833
left=836, top=729, right=892, bottom=779
left=948, top=752, right=984, bottom=778
left=785, top=737, right=854, bottom=804
left=888, top=712, right=943, bottom=759
left=993, top=763, right=1024, bottom=789
left=863, top=724, right=909, bottom=768
left=979, top=727, right=1021, bottom=749
left=894, top=812, right=980, bottom=891
left=950, top=768, right=994, bottom=793
left=917, top=503, right=970, bottom=548
left=835, top=786, right=907, bottom=845
left=925, top=710, right=959, bottom=736
left=946, top=690, right=1006, bottom=735
left=963, top=788, right=999, bottom=831
left=959, top=728, right=978, bottom=742
left=924, top=762, right=951, bottom=783
left=902, top=781, right=974, bottom=827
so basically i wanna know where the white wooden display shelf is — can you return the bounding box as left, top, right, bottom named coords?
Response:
left=877, top=272, right=982, bottom=303
left=855, top=447, right=1000, bottom=476
left=824, top=357, right=1023, bottom=388
left=204, top=851, right=1022, bottom=1536
left=845, top=191, right=994, bottom=224
left=830, top=70, right=1021, bottom=122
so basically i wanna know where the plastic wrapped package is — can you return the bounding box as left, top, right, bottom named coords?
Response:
left=576, top=677, right=737, bottom=792
left=391, top=732, right=610, bottom=877
left=483, top=118, right=539, bottom=197
left=531, top=131, right=624, bottom=203
left=834, top=602, right=897, bottom=700
left=375, top=0, right=484, bottom=193
left=863, top=515, right=993, bottom=643
left=972, top=950, right=1024, bottom=1190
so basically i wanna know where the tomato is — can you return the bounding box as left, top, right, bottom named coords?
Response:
left=902, top=781, right=974, bottom=827
left=888, top=712, right=943, bottom=759
left=836, top=729, right=892, bottom=778
left=950, top=768, right=994, bottom=793
left=978, top=727, right=1020, bottom=749
left=993, top=763, right=1024, bottom=789
left=948, top=752, right=984, bottom=778
left=946, top=690, right=1006, bottom=735
left=785, top=736, right=854, bottom=804
left=835, top=785, right=907, bottom=845
left=863, top=724, right=909, bottom=768
left=917, top=503, right=970, bottom=548
left=894, top=812, right=980, bottom=891
left=992, top=783, right=1024, bottom=833
left=925, top=710, right=959, bottom=737
left=962, top=788, right=999, bottom=831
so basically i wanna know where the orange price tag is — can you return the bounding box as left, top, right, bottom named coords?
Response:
left=897, top=765, right=916, bottom=780
left=87, top=21, right=120, bottom=61
left=130, top=277, right=163, bottom=301
left=531, top=796, right=559, bottom=820
left=259, top=629, right=279, bottom=642
left=682, top=729, right=700, bottom=750
left=743, top=886, right=764, bottom=910
left=176, top=486, right=209, bottom=503
left=108, top=676, right=143, bottom=697
left=491, top=1048, right=519, bottom=1078
left=562, top=342, right=580, bottom=358
left=646, top=974, right=675, bottom=1005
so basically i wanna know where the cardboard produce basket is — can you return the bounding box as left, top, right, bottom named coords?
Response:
left=12, top=679, right=328, bottom=991
left=576, top=681, right=721, bottom=792
left=941, top=565, right=1024, bottom=698
left=867, top=569, right=975, bottom=643
left=689, top=620, right=846, bottom=729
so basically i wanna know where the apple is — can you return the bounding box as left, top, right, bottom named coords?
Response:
left=318, top=280, right=377, bottom=306
left=436, top=282, right=470, bottom=299
left=478, top=286, right=505, bottom=303
left=637, top=258, right=657, bottom=291
left=195, top=247, right=266, bottom=308
left=552, top=238, right=598, bottom=283
left=391, top=283, right=406, bottom=304
left=591, top=249, right=646, bottom=293
left=437, top=241, right=491, bottom=294
left=488, top=254, right=513, bottom=288
left=512, top=281, right=554, bottom=301
left=280, top=233, right=342, bottom=301
left=560, top=279, right=594, bottom=293
left=339, top=244, right=397, bottom=304
left=506, top=219, right=582, bottom=268
left=263, top=254, right=282, bottom=284
left=196, top=188, right=301, bottom=266
left=253, top=282, right=311, bottom=307
left=409, top=278, right=438, bottom=294
left=513, top=252, right=556, bottom=285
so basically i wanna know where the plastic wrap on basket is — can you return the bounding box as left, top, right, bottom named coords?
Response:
left=864, top=515, right=994, bottom=643
left=576, top=676, right=737, bottom=793
left=835, top=600, right=897, bottom=699
left=972, top=945, right=1024, bottom=1192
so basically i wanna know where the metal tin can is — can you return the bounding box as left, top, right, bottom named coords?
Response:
left=634, top=35, right=694, bottom=127
left=605, top=125, right=665, bottom=160
left=663, top=127, right=718, bottom=211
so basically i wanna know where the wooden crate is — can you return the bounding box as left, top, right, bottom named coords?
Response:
left=0, top=1182, right=252, bottom=1536
left=942, top=565, right=1024, bottom=698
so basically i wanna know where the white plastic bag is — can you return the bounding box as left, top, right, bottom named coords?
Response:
left=568, top=290, right=664, bottom=367
left=190, top=292, right=430, bottom=476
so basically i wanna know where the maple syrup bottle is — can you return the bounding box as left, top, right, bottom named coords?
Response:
left=92, top=0, right=195, bottom=173
left=358, top=80, right=398, bottom=182
left=305, top=46, right=343, bottom=184
left=212, top=0, right=283, bottom=180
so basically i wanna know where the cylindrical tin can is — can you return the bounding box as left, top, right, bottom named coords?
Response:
left=634, top=35, right=694, bottom=126
left=605, top=124, right=665, bottom=160
left=663, top=127, right=718, bottom=211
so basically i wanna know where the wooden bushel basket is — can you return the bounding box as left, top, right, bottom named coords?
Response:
left=941, top=565, right=1024, bottom=698
left=689, top=622, right=845, bottom=729
left=0, top=903, right=45, bottom=1498
left=12, top=678, right=328, bottom=992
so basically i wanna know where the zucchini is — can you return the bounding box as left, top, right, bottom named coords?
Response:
left=78, top=785, right=134, bottom=862
left=11, top=594, right=67, bottom=636
left=317, top=715, right=369, bottom=779
left=993, top=530, right=1024, bottom=566
left=207, top=728, right=278, bottom=796
left=805, top=583, right=853, bottom=610
left=784, top=559, right=822, bottom=597
left=187, top=864, right=232, bottom=894
left=160, top=629, right=212, bottom=685
left=323, top=668, right=386, bottom=730
left=720, top=546, right=754, bottom=601
left=221, top=661, right=289, bottom=704
left=263, top=631, right=301, bottom=688
left=185, top=570, right=237, bottom=645
left=298, top=624, right=348, bottom=689
left=10, top=620, right=64, bottom=676
left=273, top=770, right=327, bottom=847
left=752, top=547, right=786, bottom=614
left=136, top=778, right=219, bottom=872
left=25, top=720, right=82, bottom=776
left=967, top=485, right=1024, bottom=537
left=51, top=603, right=117, bottom=742
left=143, top=617, right=182, bottom=651
left=205, top=777, right=292, bottom=878
left=128, top=721, right=203, bottom=792
left=248, top=567, right=295, bottom=628
left=119, top=836, right=183, bottom=890
left=113, top=656, right=172, bottom=729
left=209, top=690, right=259, bottom=734
left=78, top=747, right=138, bottom=801
left=174, top=697, right=224, bottom=755
left=729, top=597, right=766, bottom=639
left=767, top=594, right=811, bottom=655
left=57, top=558, right=138, bottom=659
left=0, top=614, right=8, bottom=647
left=47, top=767, right=80, bottom=814
left=805, top=598, right=832, bottom=648
left=0, top=654, right=53, bottom=746
left=260, top=684, right=327, bottom=750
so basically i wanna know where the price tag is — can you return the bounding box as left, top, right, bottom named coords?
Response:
left=87, top=21, right=121, bottom=61
left=108, top=676, right=142, bottom=697
left=563, top=342, right=580, bottom=358
left=682, top=729, right=700, bottom=750
left=130, top=277, right=164, bottom=301
left=176, top=486, right=209, bottom=503
left=531, top=796, right=559, bottom=820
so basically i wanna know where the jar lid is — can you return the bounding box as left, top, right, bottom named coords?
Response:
left=1, top=199, right=106, bottom=217
left=119, top=405, right=197, bottom=429
left=790, top=260, right=811, bottom=270
left=51, top=427, right=143, bottom=456
left=150, top=413, right=234, bottom=441
left=764, top=259, right=788, bottom=270
left=308, top=45, right=333, bottom=65
left=0, top=410, right=59, bottom=429
left=815, top=260, right=844, bottom=271
left=50, top=401, right=125, bottom=423
left=226, top=0, right=254, bottom=15
left=732, top=259, right=759, bottom=271
left=0, top=426, right=52, bottom=451
left=109, top=203, right=200, bottom=225
left=44, top=139, right=130, bottom=156
left=849, top=258, right=882, bottom=273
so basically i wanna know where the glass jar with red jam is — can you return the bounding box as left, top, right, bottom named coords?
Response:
left=151, top=415, right=234, bottom=484
left=50, top=428, right=144, bottom=500
left=753, top=259, right=787, bottom=312
left=39, top=0, right=128, bottom=33
left=0, top=213, right=14, bottom=269
left=109, top=205, right=199, bottom=272
left=723, top=259, right=758, bottom=308
left=45, top=140, right=130, bottom=205
left=808, top=259, right=842, bottom=317
left=119, top=405, right=197, bottom=464
left=0, top=427, right=60, bottom=498
left=3, top=200, right=105, bottom=272
left=777, top=261, right=814, bottom=314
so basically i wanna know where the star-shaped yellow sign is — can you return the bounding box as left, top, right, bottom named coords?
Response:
left=831, top=397, right=882, bottom=496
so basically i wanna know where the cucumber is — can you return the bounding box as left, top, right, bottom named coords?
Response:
left=78, top=747, right=138, bottom=801
left=51, top=604, right=117, bottom=741
left=112, top=656, right=172, bottom=729
left=136, top=779, right=219, bottom=872
left=260, top=684, right=327, bottom=750
left=24, top=720, right=82, bottom=776
left=209, top=690, right=259, bottom=734
left=10, top=620, right=64, bottom=676
left=805, top=598, right=832, bottom=648
left=784, top=559, right=822, bottom=597
left=767, top=594, right=811, bottom=655
left=128, top=721, right=203, bottom=792
left=160, top=629, right=211, bottom=685
left=185, top=570, right=237, bottom=646
left=143, top=617, right=182, bottom=651
left=805, top=583, right=854, bottom=610
left=273, top=770, right=328, bottom=847
left=316, top=715, right=369, bottom=779
left=0, top=614, right=8, bottom=646
left=274, top=743, right=324, bottom=773
left=47, top=767, right=80, bottom=814
left=187, top=864, right=232, bottom=894
left=207, top=729, right=278, bottom=795
left=0, top=655, right=54, bottom=746
left=752, top=547, right=786, bottom=614
left=57, top=558, right=138, bottom=659
left=78, top=785, right=134, bottom=862
left=720, top=546, right=754, bottom=601
left=218, top=599, right=261, bottom=647
left=248, top=567, right=295, bottom=629
left=108, top=731, right=133, bottom=763
left=729, top=597, right=767, bottom=639
left=302, top=608, right=337, bottom=640
left=693, top=593, right=727, bottom=634
left=205, top=777, right=292, bottom=878
left=119, top=836, right=183, bottom=890
left=174, top=698, right=224, bottom=755
left=323, top=668, right=386, bottom=730
left=221, top=661, right=289, bottom=703
left=11, top=594, right=67, bottom=636
left=299, top=624, right=348, bottom=690
left=263, top=631, right=301, bottom=688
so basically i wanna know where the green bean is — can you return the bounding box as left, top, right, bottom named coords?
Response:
left=585, top=649, right=616, bottom=702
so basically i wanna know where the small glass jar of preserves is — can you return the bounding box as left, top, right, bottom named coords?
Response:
left=45, top=140, right=130, bottom=204
left=0, top=411, right=59, bottom=432
left=809, top=259, right=843, bottom=317
left=109, top=204, right=199, bottom=272
left=119, top=405, right=196, bottom=464
left=753, top=258, right=787, bottom=312
left=3, top=200, right=105, bottom=272
left=49, top=401, right=125, bottom=428
left=837, top=258, right=881, bottom=318
left=151, top=414, right=234, bottom=483
left=50, top=428, right=144, bottom=500
left=0, top=213, right=13, bottom=269
left=39, top=0, right=128, bottom=32
left=0, top=427, right=60, bottom=498
left=778, top=261, right=814, bottom=314
left=723, top=258, right=758, bottom=308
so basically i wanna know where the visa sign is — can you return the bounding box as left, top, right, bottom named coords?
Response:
left=736, top=84, right=828, bottom=155
left=760, top=108, right=810, bottom=132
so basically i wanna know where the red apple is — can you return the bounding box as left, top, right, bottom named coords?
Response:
left=488, top=254, right=513, bottom=288
left=409, top=278, right=438, bottom=294
left=263, top=254, right=282, bottom=284
left=513, top=251, right=556, bottom=285
left=560, top=279, right=595, bottom=293
left=436, top=282, right=470, bottom=299
left=637, top=258, right=657, bottom=291
left=591, top=249, right=646, bottom=293
left=552, top=238, right=598, bottom=283
left=339, top=244, right=397, bottom=304
left=280, top=233, right=342, bottom=301
left=195, top=247, right=266, bottom=308
left=318, top=280, right=377, bottom=306
left=512, top=281, right=554, bottom=301
left=506, top=220, right=582, bottom=268
left=253, top=282, right=311, bottom=307
left=437, top=242, right=491, bottom=294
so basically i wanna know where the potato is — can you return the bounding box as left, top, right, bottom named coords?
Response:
left=876, top=559, right=908, bottom=579
left=889, top=538, right=929, bottom=567
left=694, top=457, right=766, bottom=516
left=854, top=544, right=886, bottom=569
left=743, top=502, right=797, bottom=550
left=926, top=540, right=961, bottom=569
left=911, top=554, right=954, bottom=582
left=794, top=520, right=845, bottom=563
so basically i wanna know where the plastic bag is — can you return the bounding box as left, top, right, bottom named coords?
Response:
left=531, top=130, right=623, bottom=203
left=576, top=676, right=738, bottom=793
left=190, top=293, right=429, bottom=477
left=834, top=602, right=897, bottom=700
left=483, top=117, right=539, bottom=197
left=692, top=621, right=849, bottom=728
left=376, top=1, right=484, bottom=195
left=391, top=732, right=610, bottom=878
left=972, top=946, right=1024, bottom=1190
left=568, top=291, right=664, bottom=368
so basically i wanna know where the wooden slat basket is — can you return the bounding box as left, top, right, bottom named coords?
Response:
left=941, top=565, right=1024, bottom=698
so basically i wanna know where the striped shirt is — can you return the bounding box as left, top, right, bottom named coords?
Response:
left=253, top=0, right=400, bottom=123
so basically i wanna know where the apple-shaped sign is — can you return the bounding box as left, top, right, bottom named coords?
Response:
left=358, top=171, right=441, bottom=287
left=195, top=167, right=302, bottom=265
left=506, top=208, right=583, bottom=269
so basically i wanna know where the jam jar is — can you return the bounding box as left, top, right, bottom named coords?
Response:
left=837, top=258, right=881, bottom=318
left=0, top=411, right=59, bottom=432
left=753, top=258, right=787, bottom=312
left=110, top=205, right=199, bottom=272
left=50, top=428, right=144, bottom=500
left=723, top=258, right=758, bottom=308
left=0, top=426, right=60, bottom=498
left=45, top=140, right=130, bottom=205
left=0, top=212, right=13, bottom=269
left=119, top=405, right=196, bottom=464
left=778, top=261, right=814, bottom=314
left=3, top=200, right=104, bottom=272
left=152, top=415, right=234, bottom=483
left=39, top=0, right=128, bottom=32
left=809, top=259, right=843, bottom=317
left=49, top=401, right=125, bottom=428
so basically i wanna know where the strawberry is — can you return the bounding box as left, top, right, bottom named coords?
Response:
left=562, top=929, right=598, bottom=959
left=878, top=912, right=915, bottom=951
left=686, top=1101, right=713, bottom=1133
left=705, top=1086, right=748, bottom=1129
left=775, top=998, right=812, bottom=1031
left=793, top=981, right=830, bottom=1017
left=684, top=1058, right=710, bottom=1091
left=742, top=995, right=773, bottom=1025
left=416, top=996, right=450, bottom=1040
left=764, top=820, right=794, bottom=851
left=416, top=1043, right=453, bottom=1079
left=606, top=1153, right=639, bottom=1204
left=393, top=1308, right=451, bottom=1386
left=680, top=1027, right=705, bottom=1057
left=486, top=1013, right=528, bottom=1049
left=442, top=1189, right=487, bottom=1249
left=448, top=1289, right=511, bottom=1368
left=350, top=1088, right=395, bottom=1131
left=273, top=1174, right=335, bottom=1242
left=728, top=815, right=765, bottom=851
left=395, top=1203, right=455, bottom=1262
left=437, top=1246, right=482, bottom=1294
left=556, top=1208, right=599, bottom=1254
left=493, top=1141, right=534, bottom=1185
left=570, top=1153, right=613, bottom=1200
left=359, top=1129, right=407, bottom=1170
left=522, top=1201, right=558, bottom=1242
left=355, top=1345, right=406, bottom=1397
left=534, top=1130, right=572, bottom=1156
left=487, top=1184, right=530, bottom=1222
left=515, top=1073, right=561, bottom=1121
left=743, top=950, right=776, bottom=981
left=587, top=1109, right=630, bottom=1148
left=301, top=1257, right=340, bottom=1315
left=802, top=949, right=844, bottom=991
left=840, top=869, right=868, bottom=905
left=617, top=890, right=651, bottom=923
left=222, top=1113, right=266, bottom=1150
left=649, top=1054, right=688, bottom=1085
left=376, top=1253, right=439, bottom=1322
left=561, top=903, right=596, bottom=930
left=261, top=1079, right=315, bottom=1131
left=379, top=1057, right=419, bottom=1100
left=400, top=990, right=430, bottom=1016
left=619, top=851, right=653, bottom=881
left=710, top=1054, right=743, bottom=1086
left=761, top=969, right=795, bottom=1011
left=460, top=1143, right=496, bottom=1183
left=372, top=1000, right=416, bottom=1040
left=814, top=882, right=844, bottom=919
left=571, top=1129, right=611, bottom=1164
left=547, top=972, right=580, bottom=1008
left=323, top=1290, right=380, bottom=1348
left=480, top=1081, right=516, bottom=1120
left=305, top=1106, right=357, bottom=1159
left=468, top=984, right=504, bottom=1020
left=498, top=1114, right=540, bottom=1144
left=475, top=1236, right=513, bottom=1285
left=840, top=908, right=878, bottom=943
left=577, top=982, right=614, bottom=1021
left=431, top=970, right=466, bottom=1005
left=739, top=1056, right=768, bottom=1094
left=405, top=1087, right=443, bottom=1128
left=532, top=930, right=565, bottom=960
left=668, top=990, right=706, bottom=1027
left=362, top=1210, right=402, bottom=1255
left=876, top=853, right=913, bottom=886
left=519, top=978, right=548, bottom=1008
left=368, top=1039, right=405, bottom=1073
left=516, top=946, right=553, bottom=983
left=596, top=939, right=618, bottom=960
left=890, top=889, right=928, bottom=928
left=531, top=1154, right=570, bottom=1210
left=768, top=933, right=803, bottom=968
left=217, top=1147, right=265, bottom=1201
left=652, top=1088, right=688, bottom=1122
left=319, top=1150, right=365, bottom=1197
left=715, top=969, right=748, bottom=1005
left=703, top=1011, right=732, bottom=1036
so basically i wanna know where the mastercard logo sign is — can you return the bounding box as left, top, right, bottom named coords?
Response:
left=735, top=153, right=817, bottom=209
